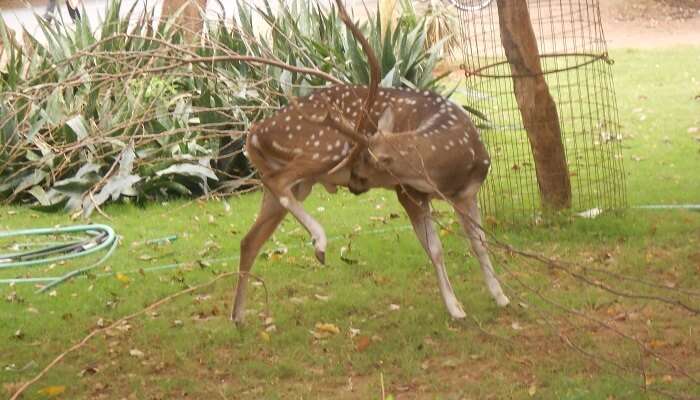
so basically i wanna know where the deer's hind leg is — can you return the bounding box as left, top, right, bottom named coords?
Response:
left=232, top=183, right=313, bottom=324
left=452, top=184, right=509, bottom=307
left=396, top=187, right=467, bottom=319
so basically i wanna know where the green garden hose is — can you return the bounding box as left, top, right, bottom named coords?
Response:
left=0, top=224, right=117, bottom=292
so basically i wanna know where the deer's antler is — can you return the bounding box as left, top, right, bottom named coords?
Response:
left=328, top=0, right=382, bottom=172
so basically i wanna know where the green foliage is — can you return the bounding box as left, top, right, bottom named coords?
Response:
left=239, top=0, right=448, bottom=96
left=0, top=0, right=448, bottom=215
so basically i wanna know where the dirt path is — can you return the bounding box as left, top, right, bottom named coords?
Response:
left=600, top=0, right=700, bottom=48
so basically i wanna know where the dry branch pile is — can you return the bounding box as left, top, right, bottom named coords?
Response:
left=0, top=0, right=447, bottom=216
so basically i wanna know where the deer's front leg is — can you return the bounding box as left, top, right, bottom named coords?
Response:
left=396, top=187, right=467, bottom=319
left=263, top=169, right=328, bottom=264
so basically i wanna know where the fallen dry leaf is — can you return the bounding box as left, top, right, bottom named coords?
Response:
left=79, top=366, right=99, bottom=377
left=442, top=359, right=459, bottom=368
left=528, top=384, right=537, bottom=396
left=129, top=349, right=145, bottom=358
left=115, top=273, right=130, bottom=284
left=354, top=335, right=371, bottom=352
left=339, top=246, right=358, bottom=265
left=37, top=385, right=66, bottom=397
left=313, top=322, right=340, bottom=339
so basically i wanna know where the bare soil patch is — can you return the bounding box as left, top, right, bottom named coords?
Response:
left=599, top=0, right=700, bottom=48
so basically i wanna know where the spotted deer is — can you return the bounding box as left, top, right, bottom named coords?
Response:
left=231, top=0, right=509, bottom=324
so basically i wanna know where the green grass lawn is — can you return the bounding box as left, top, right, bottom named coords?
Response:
left=1, top=46, right=699, bottom=399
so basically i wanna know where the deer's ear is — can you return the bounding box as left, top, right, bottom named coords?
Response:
left=377, top=107, right=395, bottom=133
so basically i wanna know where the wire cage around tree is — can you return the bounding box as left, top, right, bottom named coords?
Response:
left=453, top=0, right=626, bottom=221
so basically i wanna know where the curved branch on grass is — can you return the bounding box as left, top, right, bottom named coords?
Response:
left=8, top=271, right=269, bottom=400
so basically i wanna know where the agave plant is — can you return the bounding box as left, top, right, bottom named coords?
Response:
left=250, top=0, right=449, bottom=94
left=0, top=0, right=451, bottom=215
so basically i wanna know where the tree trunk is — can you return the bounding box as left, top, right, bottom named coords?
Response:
left=161, top=0, right=207, bottom=40
left=495, top=0, right=572, bottom=210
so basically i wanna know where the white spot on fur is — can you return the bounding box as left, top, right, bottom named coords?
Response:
left=279, top=197, right=290, bottom=207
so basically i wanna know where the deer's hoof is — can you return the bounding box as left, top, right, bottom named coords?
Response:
left=315, top=249, right=326, bottom=265
left=496, top=294, right=510, bottom=307
left=231, top=311, right=245, bottom=326
left=445, top=297, right=467, bottom=319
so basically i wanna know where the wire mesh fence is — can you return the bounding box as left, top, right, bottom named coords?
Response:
left=454, top=0, right=626, bottom=221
